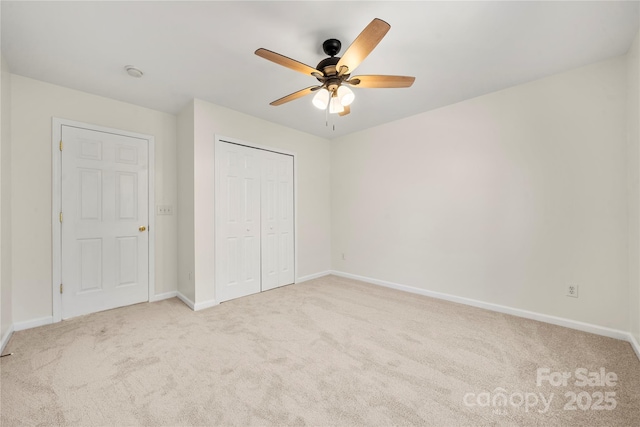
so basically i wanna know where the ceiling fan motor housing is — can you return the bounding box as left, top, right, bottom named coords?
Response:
left=316, top=56, right=340, bottom=77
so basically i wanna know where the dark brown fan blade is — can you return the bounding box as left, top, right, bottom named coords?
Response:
left=347, top=75, right=415, bottom=88
left=255, top=48, right=319, bottom=77
left=270, top=86, right=320, bottom=106
left=338, top=105, right=351, bottom=116
left=336, top=18, right=390, bottom=75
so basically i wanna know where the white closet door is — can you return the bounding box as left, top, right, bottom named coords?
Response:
left=215, top=139, right=295, bottom=302
left=61, top=125, right=149, bottom=319
left=215, top=142, right=262, bottom=303
left=261, top=151, right=294, bottom=291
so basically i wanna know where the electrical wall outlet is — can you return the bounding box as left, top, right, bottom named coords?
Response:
left=157, top=205, right=173, bottom=215
left=566, top=284, right=579, bottom=298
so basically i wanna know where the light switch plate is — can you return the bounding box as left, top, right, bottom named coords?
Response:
left=157, top=205, right=173, bottom=215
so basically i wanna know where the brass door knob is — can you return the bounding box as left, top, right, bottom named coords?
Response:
left=139, top=226, right=147, bottom=232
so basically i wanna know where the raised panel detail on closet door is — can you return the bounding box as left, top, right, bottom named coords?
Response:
left=277, top=155, right=294, bottom=287
left=261, top=156, right=278, bottom=291
left=261, top=151, right=294, bottom=291
left=215, top=142, right=261, bottom=302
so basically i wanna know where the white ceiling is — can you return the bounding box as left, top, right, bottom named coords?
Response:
left=2, top=1, right=639, bottom=139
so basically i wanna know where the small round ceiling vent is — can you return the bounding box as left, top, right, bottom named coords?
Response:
left=124, top=65, right=143, bottom=78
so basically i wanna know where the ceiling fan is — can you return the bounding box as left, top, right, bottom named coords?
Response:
left=255, top=18, right=415, bottom=116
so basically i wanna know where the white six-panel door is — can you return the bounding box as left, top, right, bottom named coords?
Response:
left=61, top=125, right=149, bottom=319
left=215, top=140, right=294, bottom=303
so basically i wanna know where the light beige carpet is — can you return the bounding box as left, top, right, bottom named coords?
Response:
left=1, top=275, right=639, bottom=426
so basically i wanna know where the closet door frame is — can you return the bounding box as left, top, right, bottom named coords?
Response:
left=214, top=135, right=297, bottom=300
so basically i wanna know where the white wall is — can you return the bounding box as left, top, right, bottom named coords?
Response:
left=629, top=32, right=640, bottom=344
left=10, top=75, right=178, bottom=323
left=332, top=56, right=629, bottom=331
left=1, top=54, right=12, bottom=343
left=176, top=99, right=331, bottom=305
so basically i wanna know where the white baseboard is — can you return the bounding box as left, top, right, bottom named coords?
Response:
left=13, top=316, right=53, bottom=332
left=628, top=333, right=640, bottom=361
left=194, top=299, right=218, bottom=311
left=176, top=292, right=217, bottom=311
left=331, top=271, right=636, bottom=350
left=296, top=270, right=332, bottom=283
left=176, top=292, right=195, bottom=310
left=149, top=291, right=178, bottom=302
left=1, top=324, right=14, bottom=354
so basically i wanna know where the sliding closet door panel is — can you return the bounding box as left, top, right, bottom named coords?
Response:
left=261, top=151, right=294, bottom=291
left=215, top=142, right=261, bottom=302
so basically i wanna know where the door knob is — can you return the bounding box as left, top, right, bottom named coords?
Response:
left=139, top=226, right=147, bottom=232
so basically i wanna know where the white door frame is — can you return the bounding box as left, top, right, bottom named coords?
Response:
left=214, top=134, right=297, bottom=296
left=52, top=118, right=155, bottom=323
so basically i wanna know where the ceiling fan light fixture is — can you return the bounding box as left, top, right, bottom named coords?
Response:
left=329, top=95, right=345, bottom=114
left=312, top=88, right=330, bottom=109
left=337, top=85, right=355, bottom=106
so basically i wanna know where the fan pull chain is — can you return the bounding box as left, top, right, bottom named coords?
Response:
left=322, top=96, right=336, bottom=131
left=325, top=104, right=329, bottom=127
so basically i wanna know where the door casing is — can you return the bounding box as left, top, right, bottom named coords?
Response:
left=52, top=118, right=155, bottom=323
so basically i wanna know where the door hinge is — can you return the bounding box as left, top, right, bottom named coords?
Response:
left=60, top=283, right=63, bottom=294
left=59, top=140, right=63, bottom=151
left=59, top=212, right=63, bottom=223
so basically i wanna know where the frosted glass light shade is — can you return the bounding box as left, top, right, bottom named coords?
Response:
left=312, top=89, right=330, bottom=109
left=337, top=86, right=355, bottom=106
left=329, top=96, right=344, bottom=114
